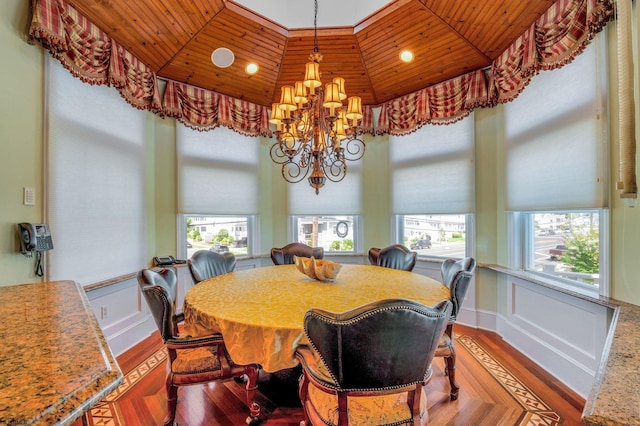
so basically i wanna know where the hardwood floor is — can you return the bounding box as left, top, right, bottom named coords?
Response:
left=80, top=325, right=587, bottom=425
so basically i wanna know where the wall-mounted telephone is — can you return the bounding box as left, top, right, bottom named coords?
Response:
left=18, top=223, right=53, bottom=277
left=18, top=223, right=54, bottom=254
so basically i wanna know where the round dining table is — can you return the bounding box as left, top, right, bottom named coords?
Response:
left=183, top=263, right=451, bottom=373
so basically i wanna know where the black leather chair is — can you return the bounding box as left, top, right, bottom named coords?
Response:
left=187, top=249, right=236, bottom=284
left=435, top=257, right=476, bottom=400
left=295, top=298, right=452, bottom=426
left=368, top=244, right=417, bottom=272
left=137, top=268, right=260, bottom=425
left=270, top=242, right=324, bottom=265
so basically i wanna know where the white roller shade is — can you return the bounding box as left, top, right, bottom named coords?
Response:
left=505, top=38, right=607, bottom=211
left=287, top=158, right=363, bottom=215
left=390, top=116, right=475, bottom=214
left=177, top=125, right=260, bottom=215
left=47, top=57, right=147, bottom=285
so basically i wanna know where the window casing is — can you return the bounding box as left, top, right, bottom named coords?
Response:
left=46, top=57, right=147, bottom=285
left=176, top=125, right=260, bottom=259
left=389, top=114, right=475, bottom=260
left=505, top=34, right=609, bottom=295
left=511, top=211, right=608, bottom=294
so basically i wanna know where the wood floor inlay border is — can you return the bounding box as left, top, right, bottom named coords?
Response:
left=85, top=347, right=167, bottom=426
left=457, top=334, right=561, bottom=426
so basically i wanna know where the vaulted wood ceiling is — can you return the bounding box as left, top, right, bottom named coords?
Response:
left=63, top=0, right=556, bottom=107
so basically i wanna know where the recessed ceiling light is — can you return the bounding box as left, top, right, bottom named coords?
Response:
left=400, top=50, right=414, bottom=63
left=246, top=63, right=259, bottom=75
left=211, top=47, right=235, bottom=68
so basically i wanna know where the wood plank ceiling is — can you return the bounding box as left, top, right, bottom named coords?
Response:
left=63, top=0, right=556, bottom=107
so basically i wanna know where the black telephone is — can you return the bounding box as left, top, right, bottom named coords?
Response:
left=18, top=223, right=54, bottom=254
left=154, top=256, right=186, bottom=266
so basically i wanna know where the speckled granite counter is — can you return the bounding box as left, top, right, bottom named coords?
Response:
left=581, top=300, right=640, bottom=425
left=0, top=280, right=123, bottom=425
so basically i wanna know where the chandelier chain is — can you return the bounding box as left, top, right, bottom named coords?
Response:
left=313, top=0, right=319, bottom=53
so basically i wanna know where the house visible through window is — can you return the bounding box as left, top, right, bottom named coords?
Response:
left=291, top=216, right=358, bottom=253
left=185, top=215, right=250, bottom=258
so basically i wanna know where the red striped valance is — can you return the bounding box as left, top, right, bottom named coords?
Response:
left=380, top=0, right=614, bottom=135
left=28, top=0, right=614, bottom=137
left=163, top=80, right=272, bottom=136
left=28, top=0, right=162, bottom=114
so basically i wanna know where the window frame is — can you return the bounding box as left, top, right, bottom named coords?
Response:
left=509, top=210, right=610, bottom=296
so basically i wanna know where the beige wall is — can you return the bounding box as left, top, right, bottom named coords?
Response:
left=1, top=0, right=45, bottom=285
left=1, top=0, right=639, bottom=308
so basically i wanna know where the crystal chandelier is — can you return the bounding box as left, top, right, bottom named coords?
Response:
left=269, top=0, right=365, bottom=195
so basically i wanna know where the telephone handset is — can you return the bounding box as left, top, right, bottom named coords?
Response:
left=18, top=223, right=54, bottom=254
left=154, top=256, right=187, bottom=266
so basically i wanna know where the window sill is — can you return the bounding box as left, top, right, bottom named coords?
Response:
left=485, top=264, right=614, bottom=308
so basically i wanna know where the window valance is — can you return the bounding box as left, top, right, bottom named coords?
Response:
left=379, top=0, right=613, bottom=135
left=28, top=0, right=614, bottom=137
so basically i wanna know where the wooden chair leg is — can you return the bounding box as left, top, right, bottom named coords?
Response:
left=298, top=372, right=311, bottom=426
left=245, top=365, right=262, bottom=425
left=164, top=379, right=178, bottom=426
left=445, top=352, right=460, bottom=400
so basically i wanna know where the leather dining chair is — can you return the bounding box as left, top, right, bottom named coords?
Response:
left=434, top=257, right=476, bottom=400
left=187, top=249, right=236, bottom=284
left=295, top=298, right=452, bottom=426
left=270, top=242, right=324, bottom=265
left=137, top=267, right=261, bottom=425
left=368, top=244, right=417, bottom=272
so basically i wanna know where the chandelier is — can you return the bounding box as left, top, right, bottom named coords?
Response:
left=269, top=0, right=365, bottom=195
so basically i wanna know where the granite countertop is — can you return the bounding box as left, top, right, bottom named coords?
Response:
left=581, top=300, right=640, bottom=425
left=0, top=280, right=122, bottom=425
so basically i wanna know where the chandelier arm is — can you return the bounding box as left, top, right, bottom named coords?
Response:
left=321, top=158, right=347, bottom=183
left=341, top=137, right=366, bottom=161
left=282, top=161, right=312, bottom=184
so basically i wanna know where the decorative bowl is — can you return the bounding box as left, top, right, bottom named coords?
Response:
left=294, top=255, right=342, bottom=281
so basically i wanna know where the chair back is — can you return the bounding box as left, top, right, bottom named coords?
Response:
left=303, top=298, right=452, bottom=390
left=137, top=268, right=179, bottom=341
left=271, top=242, right=324, bottom=265
left=372, top=244, right=417, bottom=271
left=440, top=257, right=476, bottom=320
left=188, top=250, right=236, bottom=283
left=367, top=247, right=380, bottom=265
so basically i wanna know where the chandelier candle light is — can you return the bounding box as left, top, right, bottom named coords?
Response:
left=269, top=0, right=365, bottom=195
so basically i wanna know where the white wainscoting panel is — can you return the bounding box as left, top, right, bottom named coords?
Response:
left=498, top=276, right=611, bottom=398
left=86, top=277, right=155, bottom=356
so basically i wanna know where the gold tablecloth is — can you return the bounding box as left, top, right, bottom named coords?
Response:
left=183, top=264, right=450, bottom=372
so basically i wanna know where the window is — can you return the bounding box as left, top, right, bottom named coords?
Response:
left=397, top=214, right=469, bottom=258
left=514, top=211, right=607, bottom=292
left=287, top=153, right=363, bottom=253
left=505, top=34, right=608, bottom=293
left=185, top=215, right=252, bottom=258
left=177, top=125, right=260, bottom=258
left=290, top=215, right=359, bottom=253
left=46, top=57, right=147, bottom=285
left=390, top=115, right=475, bottom=259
